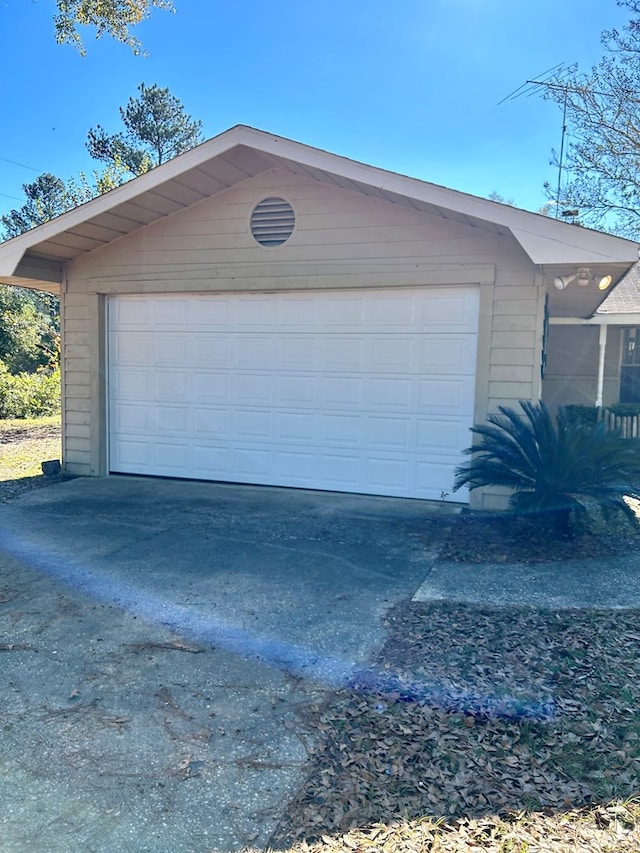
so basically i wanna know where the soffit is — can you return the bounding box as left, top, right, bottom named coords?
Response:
left=15, top=147, right=511, bottom=271
left=543, top=262, right=634, bottom=319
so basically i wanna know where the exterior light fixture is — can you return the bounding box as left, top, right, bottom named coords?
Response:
left=554, top=274, right=575, bottom=290
left=598, top=274, right=612, bottom=291
left=553, top=268, right=612, bottom=291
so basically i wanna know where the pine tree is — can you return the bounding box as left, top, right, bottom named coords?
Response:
left=87, top=83, right=203, bottom=176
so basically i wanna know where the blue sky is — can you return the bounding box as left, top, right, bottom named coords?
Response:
left=0, top=0, right=630, bottom=221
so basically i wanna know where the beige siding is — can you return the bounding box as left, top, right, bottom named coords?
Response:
left=64, top=170, right=545, bottom=509
left=60, top=290, right=92, bottom=472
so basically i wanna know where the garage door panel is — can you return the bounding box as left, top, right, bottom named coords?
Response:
left=192, top=335, right=229, bottom=366
left=115, top=437, right=153, bottom=468
left=233, top=373, right=273, bottom=404
left=366, top=417, right=410, bottom=448
left=279, top=337, right=318, bottom=367
left=235, top=447, right=274, bottom=478
left=417, top=377, right=476, bottom=414
left=304, top=296, right=364, bottom=327
left=113, top=369, right=151, bottom=399
left=321, top=454, right=361, bottom=486
left=193, top=373, right=229, bottom=402
left=276, top=449, right=318, bottom=480
left=231, top=296, right=278, bottom=326
left=419, top=336, right=478, bottom=373
left=275, top=374, right=316, bottom=406
left=192, top=443, right=229, bottom=475
left=321, top=337, right=364, bottom=369
left=416, top=459, right=468, bottom=496
left=417, top=418, right=471, bottom=451
left=276, top=411, right=315, bottom=442
left=113, top=403, right=149, bottom=432
left=109, top=288, right=479, bottom=501
left=112, top=297, right=152, bottom=328
left=153, top=334, right=189, bottom=366
left=236, top=336, right=278, bottom=366
left=194, top=408, right=230, bottom=436
left=366, top=378, right=412, bottom=409
left=366, top=294, right=419, bottom=327
left=417, top=293, right=479, bottom=332
left=111, top=332, right=152, bottom=365
left=189, top=297, right=230, bottom=327
left=153, top=299, right=189, bottom=326
left=155, top=440, right=189, bottom=461
left=319, top=413, right=362, bottom=444
left=318, top=376, right=363, bottom=407
left=234, top=410, right=272, bottom=440
left=155, top=372, right=189, bottom=400
left=367, top=456, right=410, bottom=491
left=155, top=406, right=189, bottom=432
left=368, top=338, right=414, bottom=372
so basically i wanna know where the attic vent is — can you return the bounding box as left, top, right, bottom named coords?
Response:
left=250, top=197, right=295, bottom=247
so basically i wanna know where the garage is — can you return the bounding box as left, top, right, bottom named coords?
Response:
left=107, top=287, right=479, bottom=501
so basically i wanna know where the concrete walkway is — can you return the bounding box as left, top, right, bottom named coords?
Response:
left=414, top=552, right=640, bottom=609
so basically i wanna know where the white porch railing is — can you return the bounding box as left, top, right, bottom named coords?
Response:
left=598, top=408, right=640, bottom=438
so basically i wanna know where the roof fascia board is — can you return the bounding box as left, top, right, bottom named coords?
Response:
left=550, top=314, right=640, bottom=325
left=591, top=313, right=640, bottom=325
left=512, top=227, right=638, bottom=265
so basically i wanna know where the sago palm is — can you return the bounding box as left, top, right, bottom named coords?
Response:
left=454, top=400, right=640, bottom=534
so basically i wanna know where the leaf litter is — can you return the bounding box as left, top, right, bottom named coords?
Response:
left=439, top=508, right=640, bottom=564
left=268, top=603, right=640, bottom=851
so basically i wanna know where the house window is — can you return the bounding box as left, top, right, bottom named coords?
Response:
left=620, top=328, right=640, bottom=403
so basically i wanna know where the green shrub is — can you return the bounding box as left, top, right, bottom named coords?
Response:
left=561, top=404, right=599, bottom=428
left=606, top=402, right=640, bottom=418
left=454, top=400, right=640, bottom=535
left=0, top=361, right=61, bottom=418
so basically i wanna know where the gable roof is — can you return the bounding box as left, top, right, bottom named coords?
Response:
left=0, top=124, right=638, bottom=295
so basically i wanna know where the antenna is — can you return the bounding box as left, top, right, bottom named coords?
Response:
left=499, top=64, right=577, bottom=218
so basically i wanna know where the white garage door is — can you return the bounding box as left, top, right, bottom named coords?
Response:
left=108, top=288, right=479, bottom=501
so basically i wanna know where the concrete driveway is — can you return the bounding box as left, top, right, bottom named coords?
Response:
left=0, top=476, right=452, bottom=852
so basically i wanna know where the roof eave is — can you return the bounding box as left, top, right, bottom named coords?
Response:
left=0, top=250, right=63, bottom=292
left=0, top=124, right=638, bottom=283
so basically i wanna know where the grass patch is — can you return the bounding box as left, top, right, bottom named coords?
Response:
left=0, top=415, right=61, bottom=436
left=0, top=416, right=62, bottom=497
